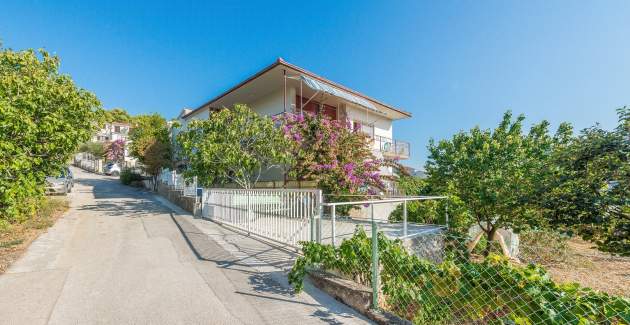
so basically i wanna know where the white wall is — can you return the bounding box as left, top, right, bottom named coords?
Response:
left=345, top=105, right=395, bottom=175
left=345, top=104, right=393, bottom=139
left=247, top=88, right=296, bottom=117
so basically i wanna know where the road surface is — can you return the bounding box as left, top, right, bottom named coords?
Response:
left=0, top=167, right=369, bottom=325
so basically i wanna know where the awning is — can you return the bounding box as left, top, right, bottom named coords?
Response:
left=300, top=75, right=384, bottom=114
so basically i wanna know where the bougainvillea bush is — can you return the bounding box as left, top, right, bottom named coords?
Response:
left=274, top=112, right=385, bottom=198
left=105, top=139, right=126, bottom=163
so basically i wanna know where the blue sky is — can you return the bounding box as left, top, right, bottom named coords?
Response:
left=2, top=1, right=629, bottom=168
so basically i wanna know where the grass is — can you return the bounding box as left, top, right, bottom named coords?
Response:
left=0, top=197, right=69, bottom=273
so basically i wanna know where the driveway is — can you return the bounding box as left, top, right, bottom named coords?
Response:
left=0, top=167, right=369, bottom=325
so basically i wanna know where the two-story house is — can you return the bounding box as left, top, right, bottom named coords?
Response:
left=176, top=58, right=411, bottom=191
left=92, top=122, right=134, bottom=161
left=92, top=122, right=131, bottom=142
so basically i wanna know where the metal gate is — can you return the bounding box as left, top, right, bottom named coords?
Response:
left=201, top=188, right=322, bottom=248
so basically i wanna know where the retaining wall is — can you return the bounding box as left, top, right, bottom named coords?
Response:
left=157, top=182, right=198, bottom=214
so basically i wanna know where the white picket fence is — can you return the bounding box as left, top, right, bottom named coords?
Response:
left=201, top=188, right=322, bottom=248
left=159, top=169, right=197, bottom=197
left=158, top=169, right=322, bottom=247
left=183, top=177, right=197, bottom=197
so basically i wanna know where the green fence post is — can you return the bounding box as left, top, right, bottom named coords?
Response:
left=371, top=203, right=379, bottom=310
left=445, top=202, right=449, bottom=229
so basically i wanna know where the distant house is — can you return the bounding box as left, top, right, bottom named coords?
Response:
left=92, top=122, right=133, bottom=161
left=175, top=58, right=412, bottom=186
left=92, top=122, right=131, bottom=142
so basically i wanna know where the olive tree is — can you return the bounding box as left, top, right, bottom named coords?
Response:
left=0, top=48, right=101, bottom=225
left=177, top=104, right=289, bottom=189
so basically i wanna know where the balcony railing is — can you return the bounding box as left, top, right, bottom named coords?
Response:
left=374, top=135, right=410, bottom=159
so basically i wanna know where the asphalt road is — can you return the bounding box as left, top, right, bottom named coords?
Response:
left=0, top=167, right=369, bottom=325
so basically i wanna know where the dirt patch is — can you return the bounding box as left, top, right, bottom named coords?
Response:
left=0, top=197, right=69, bottom=273
left=545, top=238, right=630, bottom=297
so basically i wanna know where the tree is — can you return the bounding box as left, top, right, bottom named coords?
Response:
left=275, top=112, right=385, bottom=197
left=128, top=113, right=171, bottom=184
left=542, top=107, right=629, bottom=255
left=177, top=104, right=289, bottom=189
left=425, top=111, right=554, bottom=256
left=0, top=48, right=101, bottom=226
left=105, top=139, right=126, bottom=163
left=79, top=141, right=106, bottom=158
left=140, top=139, right=171, bottom=190
left=102, top=108, right=131, bottom=123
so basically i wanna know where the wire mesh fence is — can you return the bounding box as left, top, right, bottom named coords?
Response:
left=289, top=200, right=630, bottom=325
left=150, top=174, right=629, bottom=323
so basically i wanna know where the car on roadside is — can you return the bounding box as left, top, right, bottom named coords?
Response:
left=104, top=162, right=121, bottom=176
left=45, top=167, right=73, bottom=195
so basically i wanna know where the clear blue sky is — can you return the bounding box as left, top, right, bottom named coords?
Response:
left=2, top=1, right=629, bottom=168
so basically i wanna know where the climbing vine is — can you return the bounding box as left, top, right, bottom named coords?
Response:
left=289, top=228, right=630, bottom=324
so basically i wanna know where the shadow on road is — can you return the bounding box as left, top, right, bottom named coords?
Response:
left=169, top=213, right=364, bottom=323
left=75, top=176, right=172, bottom=217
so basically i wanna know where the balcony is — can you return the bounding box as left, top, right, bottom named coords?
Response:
left=374, top=135, right=410, bottom=159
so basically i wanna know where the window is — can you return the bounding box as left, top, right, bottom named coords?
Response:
left=295, top=96, right=337, bottom=120
left=114, top=126, right=121, bottom=133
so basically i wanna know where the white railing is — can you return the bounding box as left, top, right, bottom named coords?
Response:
left=374, top=135, right=410, bottom=158
left=201, top=188, right=322, bottom=248
left=183, top=176, right=197, bottom=197
left=160, top=169, right=172, bottom=185
left=173, top=172, right=185, bottom=190
left=74, top=153, right=104, bottom=174
left=322, top=196, right=447, bottom=247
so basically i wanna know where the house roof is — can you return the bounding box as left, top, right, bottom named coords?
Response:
left=183, top=58, right=412, bottom=119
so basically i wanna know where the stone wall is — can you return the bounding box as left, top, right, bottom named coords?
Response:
left=401, top=230, right=447, bottom=264
left=157, top=182, right=198, bottom=214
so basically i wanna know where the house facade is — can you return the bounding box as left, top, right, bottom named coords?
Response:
left=92, top=122, right=131, bottom=142
left=92, top=122, right=134, bottom=162
left=176, top=58, right=411, bottom=189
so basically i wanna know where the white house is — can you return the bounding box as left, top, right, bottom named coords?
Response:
left=92, top=122, right=135, bottom=162
left=92, top=122, right=131, bottom=142
left=176, top=58, right=412, bottom=189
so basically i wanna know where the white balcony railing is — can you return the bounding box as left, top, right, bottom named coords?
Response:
left=374, top=135, right=410, bottom=159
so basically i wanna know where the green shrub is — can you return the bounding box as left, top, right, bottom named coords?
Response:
left=289, top=228, right=630, bottom=324
left=120, top=170, right=143, bottom=185
left=1, top=47, right=101, bottom=226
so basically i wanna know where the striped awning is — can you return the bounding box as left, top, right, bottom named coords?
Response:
left=300, top=75, right=384, bottom=114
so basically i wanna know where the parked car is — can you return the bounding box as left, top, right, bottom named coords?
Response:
left=46, top=167, right=73, bottom=195
left=104, top=162, right=121, bottom=176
